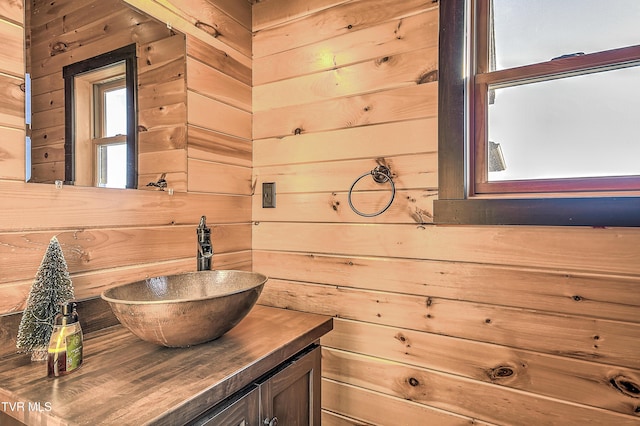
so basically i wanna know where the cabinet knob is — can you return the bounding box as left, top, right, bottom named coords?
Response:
left=264, top=417, right=278, bottom=426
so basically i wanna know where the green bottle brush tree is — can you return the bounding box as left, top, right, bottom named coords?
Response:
left=16, top=236, right=75, bottom=361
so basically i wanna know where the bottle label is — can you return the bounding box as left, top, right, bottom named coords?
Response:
left=65, top=331, right=83, bottom=371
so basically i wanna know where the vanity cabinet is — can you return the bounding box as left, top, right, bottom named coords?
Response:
left=192, top=386, right=260, bottom=426
left=191, top=345, right=321, bottom=426
left=0, top=306, right=332, bottom=426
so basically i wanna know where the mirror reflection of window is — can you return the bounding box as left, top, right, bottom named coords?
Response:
left=94, top=79, right=127, bottom=188
left=73, top=62, right=128, bottom=188
left=63, top=44, right=137, bottom=189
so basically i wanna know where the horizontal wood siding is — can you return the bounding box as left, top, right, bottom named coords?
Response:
left=3, top=1, right=640, bottom=425
left=0, top=0, right=252, bottom=330
left=0, top=5, right=25, bottom=182
left=186, top=34, right=252, bottom=194
left=252, top=1, right=640, bottom=425
left=27, top=0, right=188, bottom=189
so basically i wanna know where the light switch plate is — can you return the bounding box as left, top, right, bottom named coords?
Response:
left=262, top=182, right=276, bottom=208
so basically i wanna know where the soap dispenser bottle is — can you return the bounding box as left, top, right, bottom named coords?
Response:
left=47, top=301, right=83, bottom=377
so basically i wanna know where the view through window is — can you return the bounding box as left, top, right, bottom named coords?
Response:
left=475, top=0, right=640, bottom=193
left=434, top=0, right=640, bottom=226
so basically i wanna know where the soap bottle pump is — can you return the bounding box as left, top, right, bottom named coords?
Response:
left=47, top=301, right=83, bottom=377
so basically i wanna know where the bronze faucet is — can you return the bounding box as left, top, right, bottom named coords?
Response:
left=196, top=216, right=213, bottom=271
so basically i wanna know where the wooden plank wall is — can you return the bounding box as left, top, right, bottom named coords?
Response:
left=251, top=1, right=640, bottom=425
left=27, top=0, right=188, bottom=189
left=0, top=0, right=252, bottom=335
left=0, top=1, right=25, bottom=182
left=127, top=0, right=254, bottom=195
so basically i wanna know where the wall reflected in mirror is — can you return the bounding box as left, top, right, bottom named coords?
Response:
left=26, top=0, right=187, bottom=189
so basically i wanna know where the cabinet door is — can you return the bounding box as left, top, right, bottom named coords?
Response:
left=0, top=411, right=26, bottom=426
left=191, top=385, right=260, bottom=426
left=260, top=345, right=321, bottom=426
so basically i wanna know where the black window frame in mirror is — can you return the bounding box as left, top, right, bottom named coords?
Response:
left=63, top=44, right=138, bottom=189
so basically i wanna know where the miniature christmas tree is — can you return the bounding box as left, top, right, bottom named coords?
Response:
left=16, top=236, right=75, bottom=361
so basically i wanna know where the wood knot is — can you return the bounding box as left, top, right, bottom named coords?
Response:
left=346, top=24, right=353, bottom=30
left=572, top=295, right=583, bottom=301
left=50, top=41, right=68, bottom=56
left=138, top=125, right=148, bottom=132
left=375, top=56, right=390, bottom=66
left=195, top=21, right=220, bottom=38
left=294, top=127, right=303, bottom=135
left=408, top=377, right=419, bottom=387
left=417, top=70, right=438, bottom=85
left=488, top=366, right=514, bottom=381
left=610, top=376, right=640, bottom=398
left=395, top=333, right=407, bottom=343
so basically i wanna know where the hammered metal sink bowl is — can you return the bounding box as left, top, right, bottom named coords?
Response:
left=101, top=270, right=268, bottom=347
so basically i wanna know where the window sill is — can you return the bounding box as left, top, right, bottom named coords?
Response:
left=433, top=197, right=640, bottom=226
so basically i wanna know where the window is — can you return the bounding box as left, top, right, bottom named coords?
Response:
left=94, top=78, right=128, bottom=188
left=434, top=0, right=640, bottom=226
left=63, top=45, right=137, bottom=189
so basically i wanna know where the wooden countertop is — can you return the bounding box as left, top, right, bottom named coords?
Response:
left=0, top=305, right=333, bottom=426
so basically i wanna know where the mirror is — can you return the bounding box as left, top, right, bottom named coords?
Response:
left=63, top=44, right=137, bottom=188
left=26, top=0, right=187, bottom=189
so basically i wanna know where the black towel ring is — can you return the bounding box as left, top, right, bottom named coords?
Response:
left=348, top=165, right=396, bottom=217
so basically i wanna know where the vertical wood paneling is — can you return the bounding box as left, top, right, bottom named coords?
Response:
left=252, top=1, right=640, bottom=425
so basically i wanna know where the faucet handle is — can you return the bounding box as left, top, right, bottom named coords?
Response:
left=197, top=216, right=210, bottom=238
left=198, top=215, right=207, bottom=228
